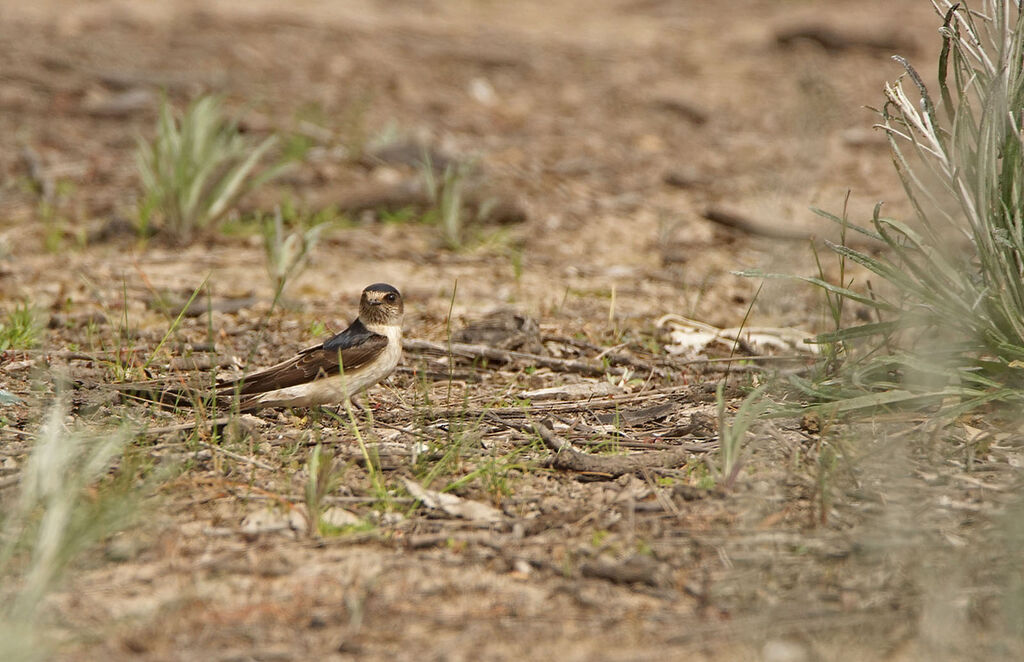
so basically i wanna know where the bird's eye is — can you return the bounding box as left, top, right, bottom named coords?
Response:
left=385, top=293, right=396, bottom=303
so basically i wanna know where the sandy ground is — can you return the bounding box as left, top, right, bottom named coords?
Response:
left=2, top=1, right=1022, bottom=660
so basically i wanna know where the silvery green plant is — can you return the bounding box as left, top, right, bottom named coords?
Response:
left=262, top=206, right=324, bottom=299
left=745, top=1, right=1024, bottom=415
left=421, top=158, right=469, bottom=250
left=0, top=401, right=142, bottom=661
left=137, top=95, right=287, bottom=242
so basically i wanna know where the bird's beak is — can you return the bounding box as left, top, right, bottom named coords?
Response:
left=368, top=300, right=382, bottom=306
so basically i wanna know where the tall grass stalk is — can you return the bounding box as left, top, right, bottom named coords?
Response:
left=262, top=206, right=324, bottom=299
left=0, top=401, right=146, bottom=661
left=715, top=382, right=770, bottom=486
left=422, top=158, right=469, bottom=250
left=326, top=399, right=391, bottom=509
left=743, top=1, right=1024, bottom=415
left=303, top=443, right=346, bottom=537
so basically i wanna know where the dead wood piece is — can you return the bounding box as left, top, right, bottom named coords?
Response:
left=325, top=180, right=431, bottom=216
left=416, top=387, right=698, bottom=424
left=95, top=67, right=226, bottom=92
left=533, top=422, right=711, bottom=477
left=312, top=177, right=527, bottom=226
left=141, top=417, right=234, bottom=436
left=197, top=441, right=275, bottom=471
left=542, top=334, right=659, bottom=373
left=572, top=438, right=676, bottom=451
left=702, top=206, right=886, bottom=250
left=2, top=360, right=33, bottom=373
left=81, top=88, right=155, bottom=118
left=49, top=312, right=109, bottom=329
left=656, top=411, right=718, bottom=439
left=473, top=196, right=527, bottom=225
left=651, top=96, right=708, bottom=124
left=775, top=25, right=911, bottom=53
left=398, top=365, right=481, bottom=382
left=358, top=140, right=455, bottom=172
left=175, top=342, right=217, bottom=353
left=404, top=338, right=627, bottom=377
left=453, top=309, right=543, bottom=353
left=702, top=206, right=811, bottom=241
left=581, top=554, right=666, bottom=586
left=662, top=167, right=705, bottom=189
left=148, top=296, right=259, bottom=318
left=520, top=382, right=621, bottom=402
left=9, top=349, right=114, bottom=362
left=406, top=532, right=506, bottom=549
left=673, top=484, right=723, bottom=501
left=595, top=402, right=679, bottom=427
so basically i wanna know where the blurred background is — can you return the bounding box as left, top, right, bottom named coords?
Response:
left=0, top=0, right=936, bottom=328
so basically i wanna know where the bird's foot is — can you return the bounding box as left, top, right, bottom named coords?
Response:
left=328, top=397, right=364, bottom=419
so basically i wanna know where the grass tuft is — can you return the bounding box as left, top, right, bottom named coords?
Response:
left=136, top=95, right=289, bottom=242
left=715, top=381, right=769, bottom=487
left=0, top=303, right=41, bottom=351
left=303, top=443, right=348, bottom=537
left=421, top=158, right=470, bottom=250
left=0, top=400, right=151, bottom=661
left=744, top=1, right=1024, bottom=416
left=261, top=206, right=325, bottom=299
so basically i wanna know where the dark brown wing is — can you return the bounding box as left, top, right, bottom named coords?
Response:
left=218, top=319, right=388, bottom=396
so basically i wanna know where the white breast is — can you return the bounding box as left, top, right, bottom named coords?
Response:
left=254, top=324, right=403, bottom=408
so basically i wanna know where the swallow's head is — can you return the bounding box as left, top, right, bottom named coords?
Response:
left=360, top=283, right=404, bottom=326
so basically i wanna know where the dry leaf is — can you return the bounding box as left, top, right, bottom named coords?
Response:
left=401, top=478, right=502, bottom=523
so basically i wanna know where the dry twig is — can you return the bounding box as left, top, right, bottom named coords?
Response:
left=533, top=421, right=713, bottom=477
left=404, top=338, right=627, bottom=376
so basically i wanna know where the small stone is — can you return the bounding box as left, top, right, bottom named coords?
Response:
left=761, top=639, right=809, bottom=662
left=320, top=507, right=361, bottom=528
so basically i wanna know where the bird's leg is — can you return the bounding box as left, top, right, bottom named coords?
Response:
left=329, top=396, right=363, bottom=420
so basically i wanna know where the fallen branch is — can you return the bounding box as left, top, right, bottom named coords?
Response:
left=581, top=554, right=667, bottom=586
left=308, top=179, right=526, bottom=226
left=404, top=338, right=627, bottom=377
left=702, top=206, right=811, bottom=241
left=541, top=334, right=667, bottom=373
left=197, top=441, right=275, bottom=472
left=140, top=417, right=233, bottom=436
left=702, top=206, right=884, bottom=250
left=775, top=25, right=911, bottom=53
left=147, top=295, right=259, bottom=318
left=400, top=386, right=697, bottom=424
left=532, top=422, right=714, bottom=477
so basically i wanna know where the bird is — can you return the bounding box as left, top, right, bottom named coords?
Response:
left=121, top=283, right=404, bottom=412
left=225, top=282, right=404, bottom=411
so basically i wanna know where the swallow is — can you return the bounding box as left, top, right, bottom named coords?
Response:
left=118, top=283, right=404, bottom=412
left=219, top=283, right=404, bottom=411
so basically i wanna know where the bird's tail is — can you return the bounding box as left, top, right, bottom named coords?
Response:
left=110, top=372, right=276, bottom=412
left=214, top=382, right=266, bottom=412
left=111, top=378, right=223, bottom=411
